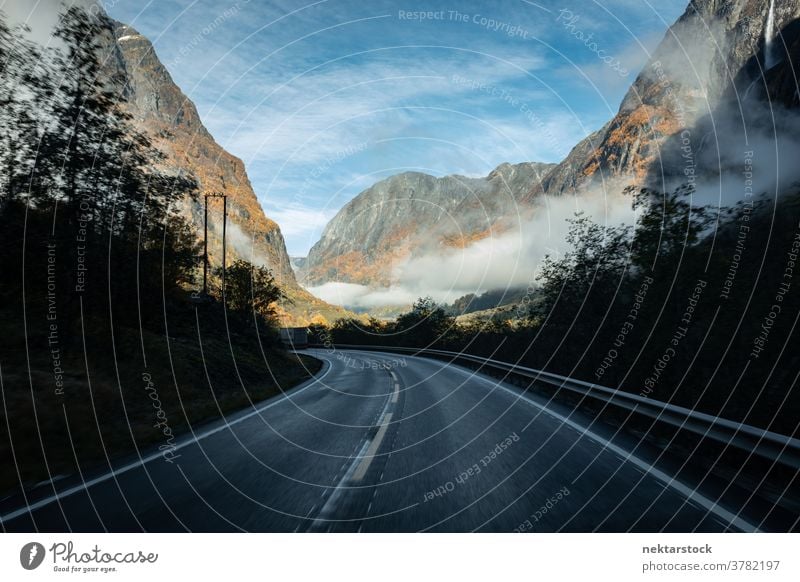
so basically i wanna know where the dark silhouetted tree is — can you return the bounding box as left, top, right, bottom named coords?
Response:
left=218, top=259, right=285, bottom=322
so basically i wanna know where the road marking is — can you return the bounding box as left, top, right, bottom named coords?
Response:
left=308, top=438, right=371, bottom=531
left=0, top=358, right=334, bottom=524
left=391, top=383, right=400, bottom=403
left=352, top=414, right=393, bottom=482
left=390, top=371, right=397, bottom=381
left=446, top=361, right=761, bottom=533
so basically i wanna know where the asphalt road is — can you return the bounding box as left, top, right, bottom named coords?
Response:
left=0, top=349, right=786, bottom=532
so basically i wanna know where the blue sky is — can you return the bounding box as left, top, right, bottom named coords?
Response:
left=101, top=0, right=688, bottom=256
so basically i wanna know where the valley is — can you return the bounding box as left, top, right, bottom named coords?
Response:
left=1, top=0, right=799, bottom=539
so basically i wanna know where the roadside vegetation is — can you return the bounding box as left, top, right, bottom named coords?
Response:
left=0, top=8, right=318, bottom=495
left=313, top=186, right=800, bottom=437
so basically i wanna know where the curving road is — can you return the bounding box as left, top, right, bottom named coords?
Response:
left=0, top=349, right=785, bottom=532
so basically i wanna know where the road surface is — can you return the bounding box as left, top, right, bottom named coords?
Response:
left=0, top=349, right=787, bottom=532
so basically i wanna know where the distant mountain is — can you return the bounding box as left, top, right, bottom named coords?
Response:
left=98, top=20, right=350, bottom=324
left=290, top=256, right=307, bottom=272
left=301, top=162, right=555, bottom=287
left=305, top=0, right=800, bottom=300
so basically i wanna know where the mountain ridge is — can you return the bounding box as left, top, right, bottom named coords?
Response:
left=301, top=161, right=555, bottom=287
left=526, top=0, right=800, bottom=201
left=305, top=0, right=800, bottom=299
left=99, top=19, right=351, bottom=324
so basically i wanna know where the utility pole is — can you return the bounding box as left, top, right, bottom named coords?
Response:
left=222, top=194, right=227, bottom=294
left=203, top=195, right=208, bottom=295
left=202, top=192, right=227, bottom=296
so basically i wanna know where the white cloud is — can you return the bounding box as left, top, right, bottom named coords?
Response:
left=204, top=50, right=549, bottom=167
left=261, top=201, right=338, bottom=254
left=309, top=187, right=639, bottom=310
left=304, top=282, right=418, bottom=310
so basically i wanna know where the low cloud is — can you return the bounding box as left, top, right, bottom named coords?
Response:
left=304, top=282, right=419, bottom=310
left=208, top=216, right=273, bottom=269
left=307, top=186, right=638, bottom=310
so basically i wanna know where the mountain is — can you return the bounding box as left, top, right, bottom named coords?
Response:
left=305, top=0, right=800, bottom=294
left=290, top=256, right=307, bottom=272
left=98, top=20, right=350, bottom=324
left=526, top=0, right=800, bottom=200
left=301, top=161, right=554, bottom=287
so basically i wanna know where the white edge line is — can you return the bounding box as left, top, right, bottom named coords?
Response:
left=0, top=358, right=333, bottom=524
left=446, top=362, right=761, bottom=532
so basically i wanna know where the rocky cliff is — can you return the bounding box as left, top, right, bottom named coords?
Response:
left=301, top=162, right=554, bottom=287
left=105, top=23, right=293, bottom=283
left=526, top=0, right=800, bottom=199
left=99, top=21, right=349, bottom=324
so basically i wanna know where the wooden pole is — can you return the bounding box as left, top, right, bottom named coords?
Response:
left=222, top=195, right=227, bottom=296
left=203, top=194, right=208, bottom=295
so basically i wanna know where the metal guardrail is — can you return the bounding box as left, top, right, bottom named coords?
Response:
left=312, top=344, right=800, bottom=470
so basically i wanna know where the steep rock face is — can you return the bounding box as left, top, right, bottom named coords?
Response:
left=763, top=26, right=800, bottom=108
left=97, top=21, right=349, bottom=324
left=104, top=22, right=293, bottom=284
left=527, top=0, right=800, bottom=199
left=534, top=125, right=610, bottom=196
left=302, top=162, right=554, bottom=287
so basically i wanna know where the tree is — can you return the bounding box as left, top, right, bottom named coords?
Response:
left=534, top=212, right=631, bottom=326
left=0, top=7, right=200, bottom=328
left=628, top=185, right=713, bottom=273
left=394, top=297, right=454, bottom=347
left=309, top=313, right=328, bottom=326
left=219, top=259, right=285, bottom=321
left=34, top=7, right=197, bottom=237
left=0, top=14, right=47, bottom=208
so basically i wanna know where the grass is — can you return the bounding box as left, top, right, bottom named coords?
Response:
left=0, top=296, right=322, bottom=497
